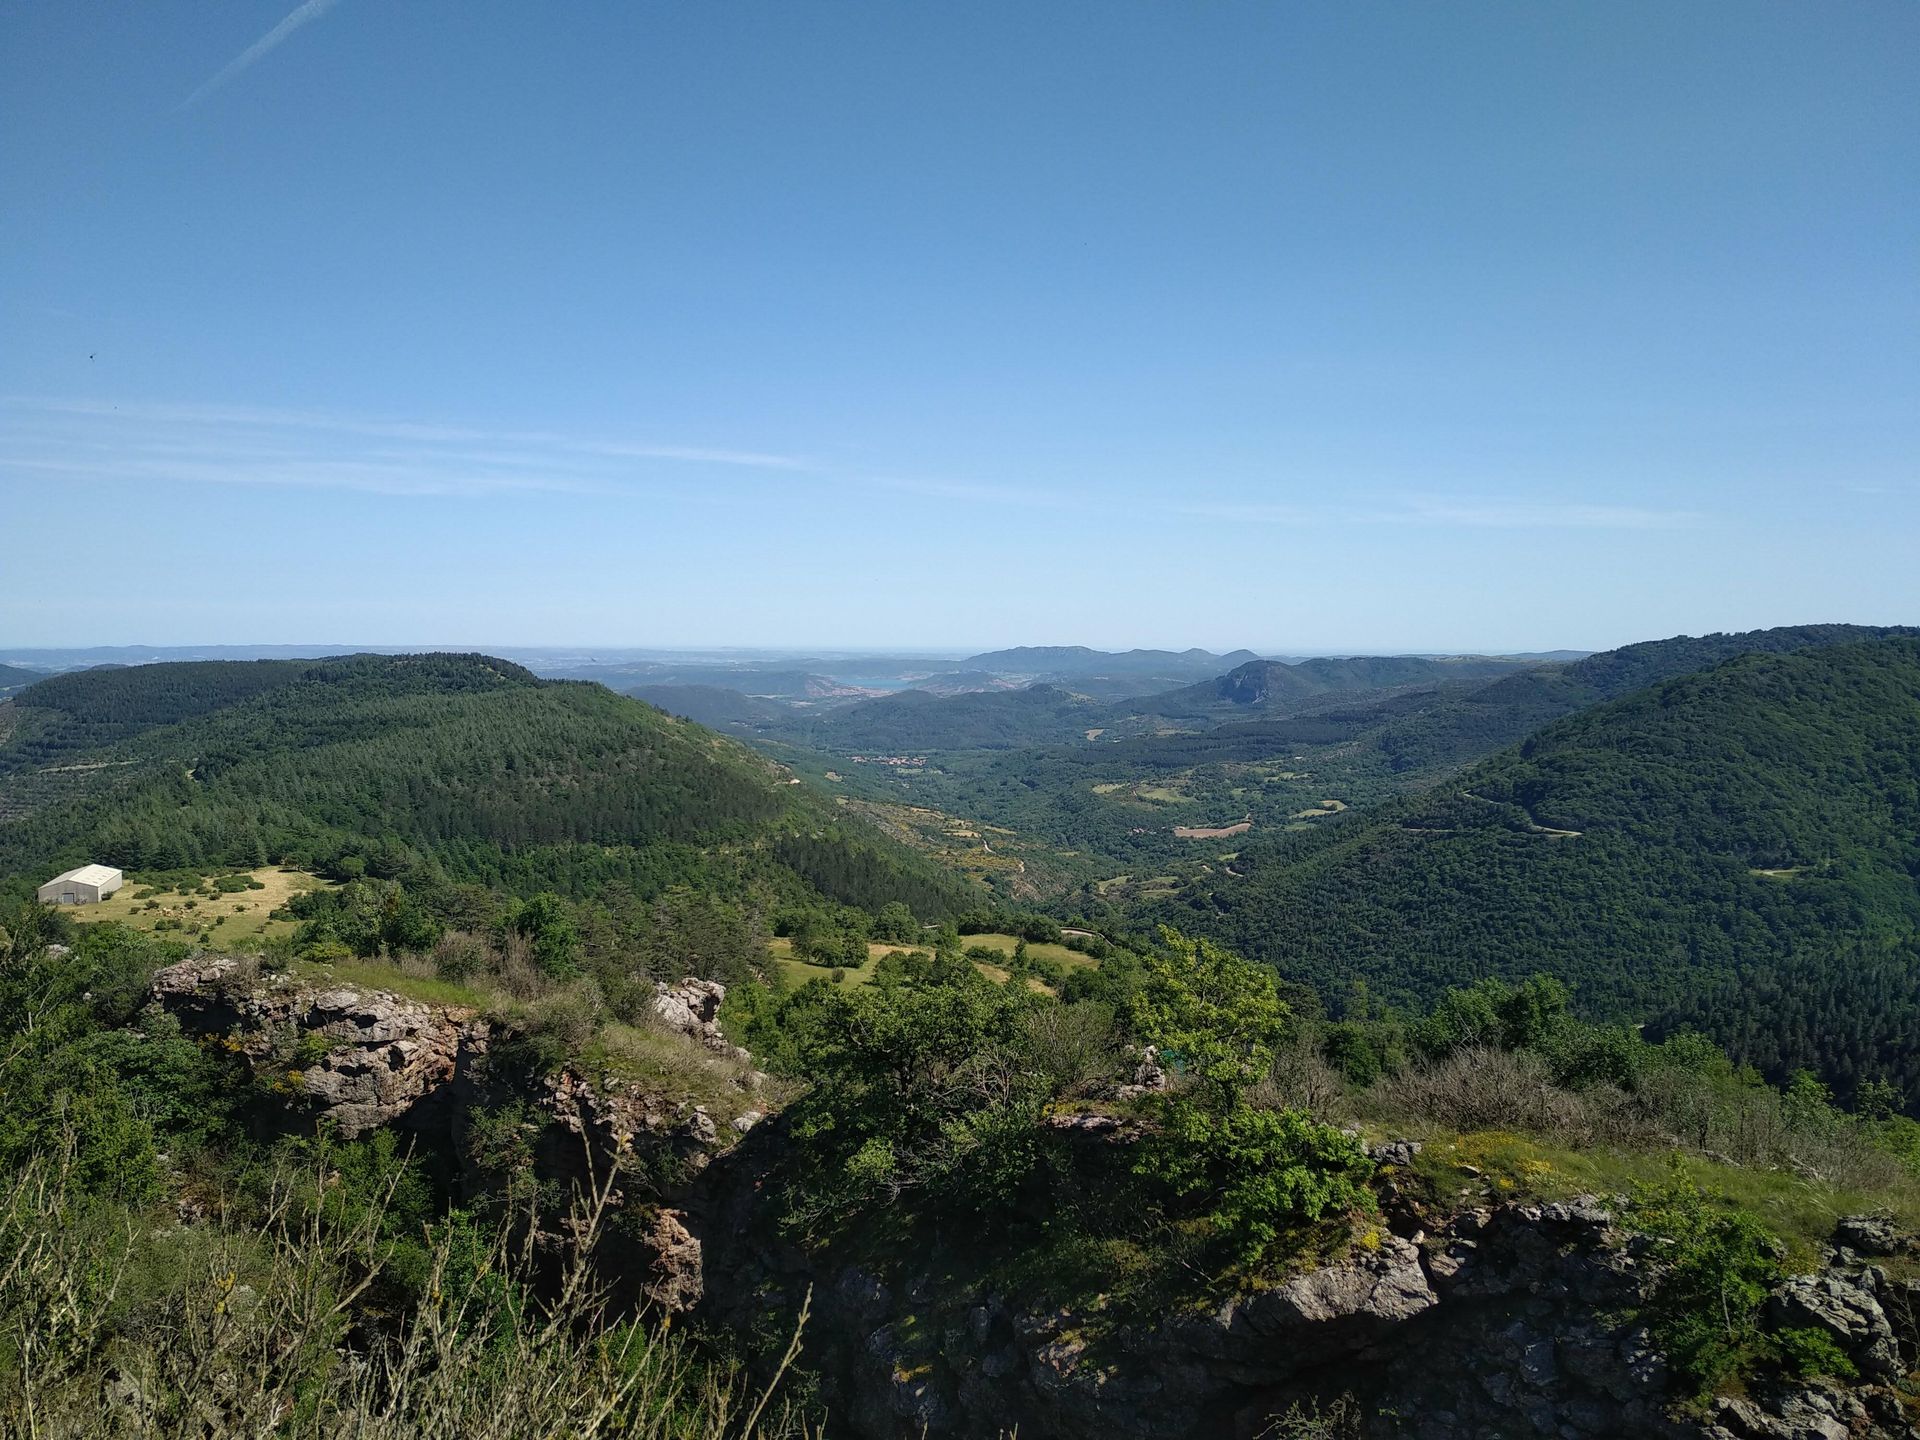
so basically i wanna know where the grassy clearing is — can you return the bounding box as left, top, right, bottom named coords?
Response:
left=68, top=867, right=332, bottom=946
left=1173, top=820, right=1251, bottom=840
left=767, top=937, right=920, bottom=964
left=581, top=1021, right=775, bottom=1122
left=1092, top=780, right=1193, bottom=806
left=959, top=932, right=1094, bottom=970
left=767, top=937, right=920, bottom=991
left=291, top=958, right=488, bottom=1010
left=773, top=955, right=877, bottom=989
left=1408, top=1129, right=1920, bottom=1268
left=766, top=931, right=1086, bottom=992
left=1094, top=873, right=1181, bottom=902
left=1288, top=799, right=1348, bottom=819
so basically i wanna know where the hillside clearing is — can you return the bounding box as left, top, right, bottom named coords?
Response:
left=67, top=866, right=332, bottom=945
left=1173, top=820, right=1251, bottom=840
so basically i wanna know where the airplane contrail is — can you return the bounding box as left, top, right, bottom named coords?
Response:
left=180, top=0, right=343, bottom=109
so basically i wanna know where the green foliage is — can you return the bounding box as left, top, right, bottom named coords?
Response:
left=0, top=653, right=970, bottom=944
left=1139, top=1103, right=1374, bottom=1264
left=292, top=877, right=444, bottom=959
left=1772, top=1326, right=1858, bottom=1383
left=1623, top=1168, right=1788, bottom=1399
left=0, top=918, right=239, bottom=1205
left=769, top=956, right=1052, bottom=1229
left=1129, top=927, right=1288, bottom=1104
left=506, top=891, right=581, bottom=977
left=0, top=1151, right=814, bottom=1438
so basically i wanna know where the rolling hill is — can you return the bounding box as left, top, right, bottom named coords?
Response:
left=956, top=646, right=1267, bottom=699
left=0, top=654, right=969, bottom=918
left=1128, top=654, right=1543, bottom=720
left=628, top=683, right=795, bottom=732
left=0, top=663, right=45, bottom=698
left=769, top=683, right=1106, bottom=751
left=1153, top=634, right=1920, bottom=1104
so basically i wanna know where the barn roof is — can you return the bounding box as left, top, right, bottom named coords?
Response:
left=46, top=864, right=121, bottom=886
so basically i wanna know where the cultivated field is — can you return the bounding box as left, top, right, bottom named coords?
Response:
left=1173, top=820, right=1251, bottom=839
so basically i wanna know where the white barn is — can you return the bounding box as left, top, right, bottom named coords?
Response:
left=37, top=864, right=124, bottom=905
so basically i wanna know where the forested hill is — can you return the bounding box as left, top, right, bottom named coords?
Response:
left=773, top=683, right=1104, bottom=750
left=0, top=654, right=968, bottom=918
left=0, top=663, right=42, bottom=697
left=628, top=683, right=793, bottom=731
left=962, top=645, right=1261, bottom=677
left=1131, top=654, right=1540, bottom=718
left=1154, top=635, right=1920, bottom=1106
left=1367, top=623, right=1920, bottom=776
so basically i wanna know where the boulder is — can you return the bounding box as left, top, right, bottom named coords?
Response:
left=1834, top=1215, right=1907, bottom=1258
left=1767, top=1272, right=1903, bottom=1382
left=1368, top=1138, right=1424, bottom=1167
left=651, top=978, right=749, bottom=1060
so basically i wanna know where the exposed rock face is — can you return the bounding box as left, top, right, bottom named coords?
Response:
left=150, top=955, right=484, bottom=1136
left=695, top=1180, right=1920, bottom=1440
left=148, top=956, right=748, bottom=1288
left=1834, top=1214, right=1912, bottom=1259
left=634, top=1208, right=704, bottom=1313
left=1768, top=1271, right=1904, bottom=1382
left=1115, top=1044, right=1168, bottom=1100
left=651, top=978, right=750, bottom=1061
left=538, top=1070, right=727, bottom=1187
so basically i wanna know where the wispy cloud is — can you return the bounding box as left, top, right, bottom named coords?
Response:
left=0, top=396, right=1712, bottom=531
left=861, top=474, right=1079, bottom=509
left=1135, top=494, right=1700, bottom=531
left=13, top=398, right=815, bottom=474
left=0, top=396, right=813, bottom=499
left=1390, top=497, right=1705, bottom=530
left=180, top=0, right=343, bottom=110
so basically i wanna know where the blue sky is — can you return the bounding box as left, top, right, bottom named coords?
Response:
left=2, top=2, right=1915, bottom=652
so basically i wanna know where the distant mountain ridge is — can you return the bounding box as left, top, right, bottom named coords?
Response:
left=0, top=664, right=44, bottom=697
left=772, top=683, right=1103, bottom=751
left=1134, top=655, right=1544, bottom=718
left=961, top=645, right=1262, bottom=680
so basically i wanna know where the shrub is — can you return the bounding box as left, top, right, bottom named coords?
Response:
left=1378, top=1046, right=1656, bottom=1146
left=1139, top=1102, right=1374, bottom=1264
left=1021, top=1002, right=1124, bottom=1098
left=1624, top=1168, right=1785, bottom=1399
left=509, top=983, right=605, bottom=1069
left=433, top=931, right=491, bottom=983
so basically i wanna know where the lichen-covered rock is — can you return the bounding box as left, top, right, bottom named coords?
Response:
left=150, top=955, right=483, bottom=1136
left=1171, top=1231, right=1438, bottom=1378
left=1768, top=1271, right=1903, bottom=1382
left=1367, top=1138, right=1423, bottom=1167
left=1834, top=1214, right=1909, bottom=1258
left=651, top=977, right=749, bottom=1060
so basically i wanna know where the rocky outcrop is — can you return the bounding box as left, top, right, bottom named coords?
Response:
left=151, top=955, right=484, bottom=1136
left=1769, top=1270, right=1904, bottom=1382
left=634, top=1208, right=705, bottom=1313
left=148, top=954, right=750, bottom=1317
left=695, top=1176, right=1920, bottom=1440
left=651, top=977, right=751, bottom=1062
